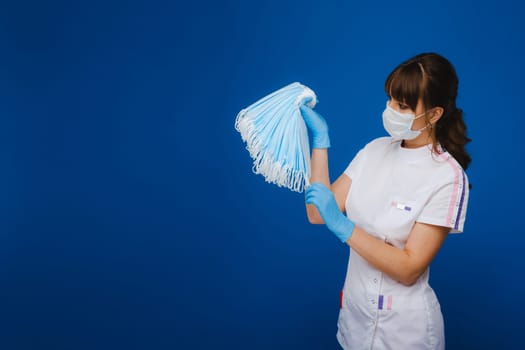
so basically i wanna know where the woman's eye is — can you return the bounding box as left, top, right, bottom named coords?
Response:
left=398, top=103, right=409, bottom=110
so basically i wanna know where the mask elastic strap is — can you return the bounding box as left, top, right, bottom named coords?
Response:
left=413, top=111, right=428, bottom=120
left=415, top=123, right=431, bottom=132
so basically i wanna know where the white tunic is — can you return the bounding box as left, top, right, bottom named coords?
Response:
left=336, top=137, right=469, bottom=350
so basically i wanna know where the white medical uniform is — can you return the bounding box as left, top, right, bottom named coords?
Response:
left=336, top=137, right=469, bottom=350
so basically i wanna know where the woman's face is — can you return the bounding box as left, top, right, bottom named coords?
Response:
left=388, top=97, right=429, bottom=131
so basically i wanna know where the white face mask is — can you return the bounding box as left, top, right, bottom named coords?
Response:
left=382, top=101, right=429, bottom=140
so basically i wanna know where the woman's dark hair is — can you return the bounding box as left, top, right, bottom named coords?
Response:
left=384, top=52, right=471, bottom=170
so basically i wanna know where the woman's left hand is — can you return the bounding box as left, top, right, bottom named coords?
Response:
left=305, top=182, right=355, bottom=243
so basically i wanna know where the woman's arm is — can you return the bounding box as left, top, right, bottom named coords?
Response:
left=299, top=103, right=351, bottom=224
left=306, top=149, right=351, bottom=224
left=305, top=182, right=449, bottom=286
left=348, top=223, right=449, bottom=286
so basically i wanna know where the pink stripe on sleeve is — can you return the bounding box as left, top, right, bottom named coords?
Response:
left=438, top=153, right=460, bottom=227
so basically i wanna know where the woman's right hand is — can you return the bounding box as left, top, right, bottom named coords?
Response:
left=299, top=104, right=331, bottom=149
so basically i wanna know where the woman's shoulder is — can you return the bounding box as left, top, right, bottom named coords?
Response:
left=431, top=149, right=469, bottom=185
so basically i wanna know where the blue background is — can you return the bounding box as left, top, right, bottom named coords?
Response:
left=2, top=0, right=524, bottom=349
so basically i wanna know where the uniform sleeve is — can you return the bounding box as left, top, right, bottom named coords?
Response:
left=343, top=147, right=367, bottom=182
left=417, top=171, right=469, bottom=234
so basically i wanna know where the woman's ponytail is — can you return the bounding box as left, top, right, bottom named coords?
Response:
left=435, top=107, right=471, bottom=170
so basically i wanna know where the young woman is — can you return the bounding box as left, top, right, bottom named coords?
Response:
left=301, top=52, right=470, bottom=349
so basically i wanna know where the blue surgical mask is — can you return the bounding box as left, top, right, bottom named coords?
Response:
left=382, top=101, right=429, bottom=140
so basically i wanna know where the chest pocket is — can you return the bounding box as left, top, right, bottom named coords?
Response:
left=377, top=196, right=420, bottom=246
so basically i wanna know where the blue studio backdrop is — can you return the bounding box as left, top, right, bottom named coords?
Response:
left=2, top=0, right=524, bottom=349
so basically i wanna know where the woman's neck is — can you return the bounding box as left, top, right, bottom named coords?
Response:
left=402, top=132, right=434, bottom=149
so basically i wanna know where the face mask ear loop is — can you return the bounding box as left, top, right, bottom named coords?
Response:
left=413, top=110, right=428, bottom=120
left=413, top=109, right=434, bottom=133
left=424, top=108, right=439, bottom=132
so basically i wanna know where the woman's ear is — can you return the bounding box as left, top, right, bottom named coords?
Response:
left=429, top=107, right=444, bottom=124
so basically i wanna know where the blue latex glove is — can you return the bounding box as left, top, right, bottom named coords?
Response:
left=305, top=182, right=355, bottom=243
left=299, top=103, right=331, bottom=149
